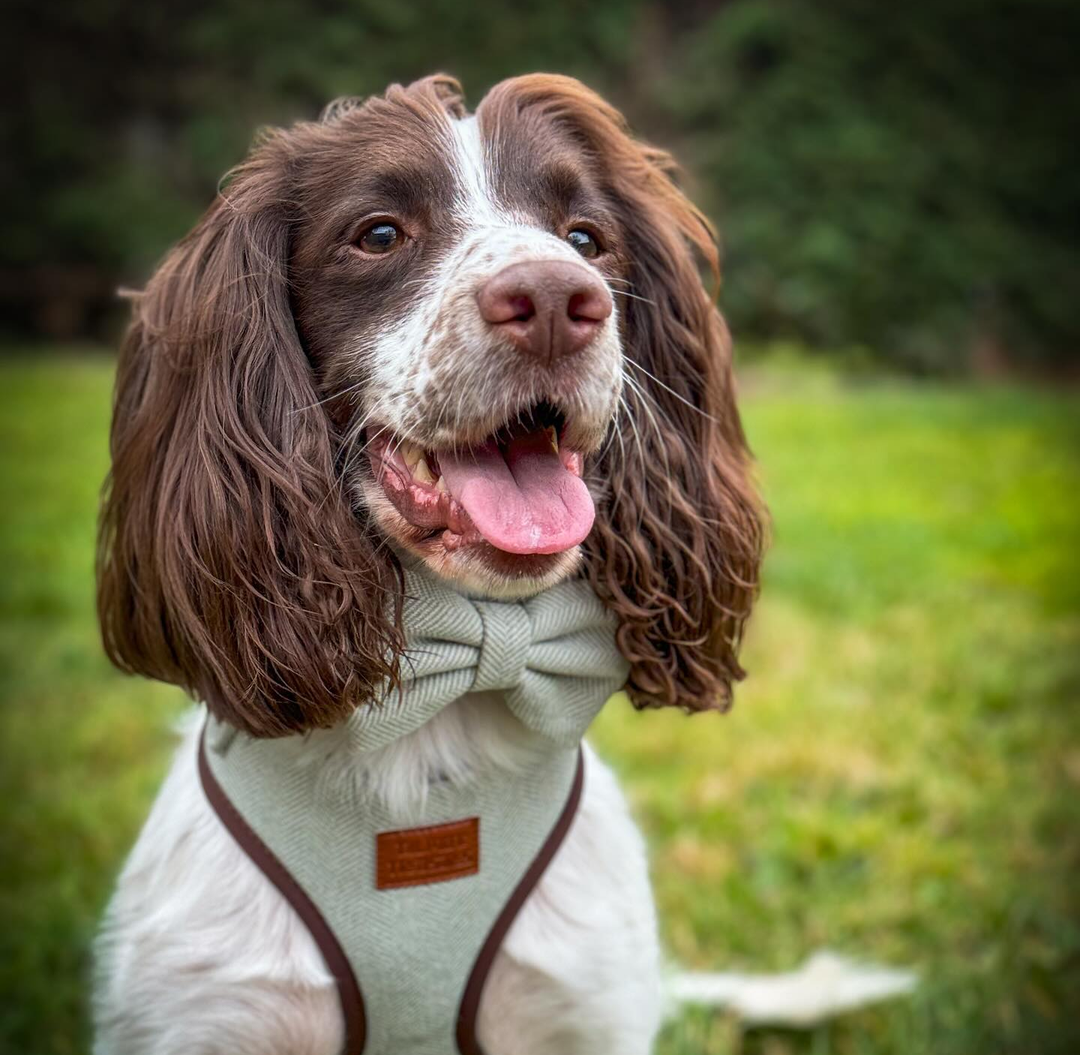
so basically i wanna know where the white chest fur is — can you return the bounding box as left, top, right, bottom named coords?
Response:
left=93, top=696, right=663, bottom=1055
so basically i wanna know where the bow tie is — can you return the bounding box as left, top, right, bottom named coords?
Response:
left=343, top=565, right=629, bottom=754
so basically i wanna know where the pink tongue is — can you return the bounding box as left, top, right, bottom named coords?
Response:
left=438, top=430, right=595, bottom=554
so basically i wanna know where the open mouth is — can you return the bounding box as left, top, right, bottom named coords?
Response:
left=366, top=402, right=594, bottom=556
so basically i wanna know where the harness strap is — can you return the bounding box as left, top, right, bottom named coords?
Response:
left=456, top=748, right=584, bottom=1055
left=197, top=724, right=585, bottom=1055
left=197, top=730, right=367, bottom=1052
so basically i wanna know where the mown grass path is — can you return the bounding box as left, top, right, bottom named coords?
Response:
left=1, top=353, right=1077, bottom=1054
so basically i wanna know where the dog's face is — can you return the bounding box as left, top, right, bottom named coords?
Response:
left=98, top=75, right=764, bottom=737
left=288, top=97, right=629, bottom=594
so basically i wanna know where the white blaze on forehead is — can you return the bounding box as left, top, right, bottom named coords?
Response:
left=358, top=111, right=623, bottom=440
left=451, top=114, right=510, bottom=229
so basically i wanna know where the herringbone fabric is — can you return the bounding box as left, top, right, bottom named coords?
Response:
left=203, top=566, right=629, bottom=1054
left=340, top=564, right=630, bottom=752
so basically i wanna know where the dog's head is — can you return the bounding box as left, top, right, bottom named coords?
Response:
left=97, top=75, right=765, bottom=737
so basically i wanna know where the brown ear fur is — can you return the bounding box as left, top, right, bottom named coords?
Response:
left=96, top=131, right=404, bottom=737
left=484, top=75, right=766, bottom=713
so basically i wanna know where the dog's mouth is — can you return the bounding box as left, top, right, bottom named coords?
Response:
left=366, top=402, right=593, bottom=556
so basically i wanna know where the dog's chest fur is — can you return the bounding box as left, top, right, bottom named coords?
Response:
left=92, top=696, right=663, bottom=1054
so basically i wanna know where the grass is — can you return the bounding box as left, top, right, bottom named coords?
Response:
left=1, top=349, right=1078, bottom=1054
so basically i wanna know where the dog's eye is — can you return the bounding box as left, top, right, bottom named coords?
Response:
left=358, top=222, right=401, bottom=255
left=566, top=229, right=601, bottom=259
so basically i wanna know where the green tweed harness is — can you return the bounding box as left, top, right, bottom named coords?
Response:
left=199, top=565, right=629, bottom=1055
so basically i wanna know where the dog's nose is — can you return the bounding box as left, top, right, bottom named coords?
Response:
left=476, top=260, right=612, bottom=362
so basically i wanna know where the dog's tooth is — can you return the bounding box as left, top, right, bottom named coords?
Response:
left=435, top=475, right=448, bottom=493
left=413, top=456, right=436, bottom=485
left=401, top=442, right=421, bottom=470
left=546, top=425, right=559, bottom=453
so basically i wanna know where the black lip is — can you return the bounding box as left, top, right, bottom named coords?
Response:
left=363, top=399, right=570, bottom=462
left=489, top=399, right=566, bottom=446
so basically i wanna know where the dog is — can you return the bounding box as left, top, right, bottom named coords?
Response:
left=92, top=74, right=764, bottom=1055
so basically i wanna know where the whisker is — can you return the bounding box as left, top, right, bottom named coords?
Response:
left=596, top=394, right=626, bottom=465
left=622, top=356, right=722, bottom=425
left=623, top=373, right=674, bottom=483
left=294, top=377, right=368, bottom=414
left=335, top=413, right=384, bottom=485
left=610, top=289, right=658, bottom=307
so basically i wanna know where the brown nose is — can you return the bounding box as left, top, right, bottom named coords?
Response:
left=476, top=260, right=612, bottom=362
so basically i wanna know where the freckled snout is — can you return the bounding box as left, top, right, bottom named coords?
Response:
left=476, top=260, right=612, bottom=363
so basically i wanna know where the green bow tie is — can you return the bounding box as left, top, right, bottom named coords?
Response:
left=343, top=566, right=629, bottom=753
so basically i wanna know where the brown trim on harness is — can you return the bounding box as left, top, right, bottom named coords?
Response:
left=197, top=722, right=583, bottom=1055
left=455, top=748, right=585, bottom=1055
left=197, top=726, right=367, bottom=1054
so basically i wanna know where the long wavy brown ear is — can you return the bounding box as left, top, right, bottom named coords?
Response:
left=487, top=75, right=766, bottom=713
left=97, top=131, right=403, bottom=738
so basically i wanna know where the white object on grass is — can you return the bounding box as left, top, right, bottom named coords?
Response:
left=666, top=950, right=918, bottom=1027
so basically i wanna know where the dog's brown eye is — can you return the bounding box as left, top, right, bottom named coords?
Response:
left=358, top=223, right=401, bottom=254
left=566, top=229, right=600, bottom=259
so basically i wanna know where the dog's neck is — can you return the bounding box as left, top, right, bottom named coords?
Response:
left=293, top=557, right=609, bottom=822
left=295, top=690, right=539, bottom=823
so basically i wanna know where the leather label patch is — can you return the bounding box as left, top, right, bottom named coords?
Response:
left=376, top=817, right=480, bottom=890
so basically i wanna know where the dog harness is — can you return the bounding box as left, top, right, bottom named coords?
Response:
left=199, top=566, right=629, bottom=1055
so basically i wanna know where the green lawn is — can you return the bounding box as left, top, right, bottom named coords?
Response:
left=1, top=351, right=1078, bottom=1055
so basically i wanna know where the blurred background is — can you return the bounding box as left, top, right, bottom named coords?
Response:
left=1, top=1, right=1078, bottom=1053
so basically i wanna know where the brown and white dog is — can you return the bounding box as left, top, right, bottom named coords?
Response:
left=93, top=74, right=764, bottom=1054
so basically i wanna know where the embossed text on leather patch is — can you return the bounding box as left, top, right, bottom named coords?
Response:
left=376, top=817, right=480, bottom=890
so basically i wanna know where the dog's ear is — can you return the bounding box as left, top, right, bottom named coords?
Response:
left=97, top=131, right=404, bottom=737
left=488, top=75, right=766, bottom=713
